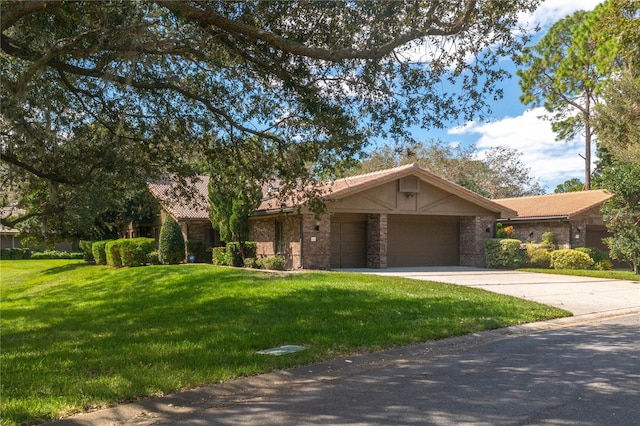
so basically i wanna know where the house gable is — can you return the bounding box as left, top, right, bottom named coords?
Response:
left=327, top=177, right=498, bottom=216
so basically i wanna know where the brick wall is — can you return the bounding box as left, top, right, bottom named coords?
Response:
left=301, top=214, right=331, bottom=269
left=459, top=215, right=496, bottom=267
left=249, top=215, right=302, bottom=269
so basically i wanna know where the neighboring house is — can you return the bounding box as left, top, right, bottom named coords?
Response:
left=145, top=164, right=516, bottom=269
left=494, top=190, right=613, bottom=251
left=0, top=207, right=77, bottom=251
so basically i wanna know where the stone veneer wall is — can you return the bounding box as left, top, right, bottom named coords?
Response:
left=367, top=214, right=387, bottom=268
left=507, top=221, right=571, bottom=248
left=459, top=215, right=496, bottom=267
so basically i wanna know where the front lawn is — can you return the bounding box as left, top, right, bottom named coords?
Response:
left=1, top=260, right=570, bottom=425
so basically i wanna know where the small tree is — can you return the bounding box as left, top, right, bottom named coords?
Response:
left=158, top=215, right=185, bottom=265
left=600, top=164, right=640, bottom=274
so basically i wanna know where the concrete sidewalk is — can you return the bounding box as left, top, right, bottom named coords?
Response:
left=338, top=267, right=640, bottom=316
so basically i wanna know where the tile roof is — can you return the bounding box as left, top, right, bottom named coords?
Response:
left=147, top=176, right=210, bottom=221
left=149, top=163, right=517, bottom=220
left=494, top=190, right=612, bottom=220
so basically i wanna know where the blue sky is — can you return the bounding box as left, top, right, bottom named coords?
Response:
left=408, top=0, right=603, bottom=193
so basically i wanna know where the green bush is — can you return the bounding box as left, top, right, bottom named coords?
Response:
left=243, top=257, right=260, bottom=268
left=119, top=238, right=155, bottom=267
left=79, top=240, right=94, bottom=262
left=549, top=249, right=594, bottom=270
left=212, top=247, right=227, bottom=265
left=147, top=250, right=160, bottom=265
left=158, top=215, right=185, bottom=265
left=186, top=240, right=210, bottom=263
left=541, top=231, right=556, bottom=249
left=525, top=245, right=551, bottom=268
left=92, top=240, right=109, bottom=265
left=225, top=242, right=257, bottom=267
left=595, top=259, right=613, bottom=270
left=575, top=247, right=609, bottom=264
left=258, top=255, right=286, bottom=271
left=30, top=250, right=83, bottom=260
left=0, top=248, right=31, bottom=260
left=105, top=240, right=123, bottom=267
left=485, top=238, right=525, bottom=269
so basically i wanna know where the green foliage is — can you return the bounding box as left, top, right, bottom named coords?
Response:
left=91, top=240, right=109, bottom=265
left=541, top=232, right=556, bottom=249
left=119, top=238, right=155, bottom=267
left=224, top=242, right=258, bottom=267
left=485, top=238, right=525, bottom=269
left=186, top=240, right=211, bottom=264
left=78, top=240, right=94, bottom=262
left=574, top=247, right=609, bottom=264
left=30, top=251, right=84, bottom=260
left=146, top=250, right=160, bottom=266
left=549, top=249, right=594, bottom=270
left=3, top=1, right=541, bottom=243
left=352, top=141, right=544, bottom=198
left=594, top=259, right=613, bottom=271
left=105, top=240, right=123, bottom=267
left=212, top=247, right=227, bottom=266
left=600, top=163, right=640, bottom=274
left=554, top=178, right=584, bottom=193
left=158, top=216, right=185, bottom=265
left=0, top=248, right=31, bottom=260
left=258, top=255, right=286, bottom=271
left=243, top=257, right=260, bottom=269
left=524, top=245, right=551, bottom=269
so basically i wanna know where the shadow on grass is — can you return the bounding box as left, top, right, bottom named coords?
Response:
left=41, top=262, right=92, bottom=275
left=1, top=266, right=568, bottom=425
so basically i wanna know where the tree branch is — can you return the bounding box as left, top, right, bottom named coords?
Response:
left=0, top=0, right=62, bottom=32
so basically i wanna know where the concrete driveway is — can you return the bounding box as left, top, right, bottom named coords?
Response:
left=338, top=267, right=640, bottom=317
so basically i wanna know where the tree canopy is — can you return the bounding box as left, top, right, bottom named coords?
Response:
left=352, top=140, right=545, bottom=199
left=1, top=0, right=540, bottom=239
left=517, top=0, right=639, bottom=190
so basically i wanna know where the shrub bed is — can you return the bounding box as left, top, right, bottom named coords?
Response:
left=0, top=248, right=32, bottom=260
left=549, top=249, right=594, bottom=270
left=30, top=250, right=83, bottom=260
left=485, top=238, right=525, bottom=269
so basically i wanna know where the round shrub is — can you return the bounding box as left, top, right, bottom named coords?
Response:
left=146, top=250, right=160, bottom=265
left=92, top=240, right=109, bottom=265
left=243, top=257, right=260, bottom=268
left=549, top=249, right=594, bottom=270
left=158, top=215, right=185, bottom=265
left=525, top=245, right=551, bottom=268
left=258, top=255, right=286, bottom=271
left=541, top=231, right=556, bottom=249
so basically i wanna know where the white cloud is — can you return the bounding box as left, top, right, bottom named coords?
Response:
left=448, top=108, right=593, bottom=190
left=519, top=0, right=603, bottom=30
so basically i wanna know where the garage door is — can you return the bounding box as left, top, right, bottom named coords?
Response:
left=330, top=217, right=367, bottom=268
left=388, top=216, right=459, bottom=267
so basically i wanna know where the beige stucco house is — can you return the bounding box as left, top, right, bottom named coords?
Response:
left=146, top=164, right=516, bottom=269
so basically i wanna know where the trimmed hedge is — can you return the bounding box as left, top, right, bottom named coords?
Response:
left=212, top=247, right=227, bottom=265
left=258, top=255, right=286, bottom=271
left=92, top=241, right=108, bottom=265
left=30, top=250, right=83, bottom=260
left=485, top=238, right=525, bottom=269
left=525, top=245, right=551, bottom=268
left=119, top=238, right=155, bottom=267
left=79, top=240, right=94, bottom=262
left=105, top=240, right=123, bottom=267
left=0, top=248, right=32, bottom=260
left=549, top=249, right=594, bottom=270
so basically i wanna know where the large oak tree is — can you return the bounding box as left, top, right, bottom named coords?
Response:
left=1, top=0, right=539, bottom=240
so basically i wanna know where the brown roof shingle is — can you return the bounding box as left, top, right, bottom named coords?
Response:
left=494, top=190, right=612, bottom=220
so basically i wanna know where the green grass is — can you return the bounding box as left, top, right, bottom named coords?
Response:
left=518, top=268, right=640, bottom=281
left=1, top=260, right=570, bottom=425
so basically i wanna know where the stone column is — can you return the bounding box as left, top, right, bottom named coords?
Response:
left=459, top=216, right=496, bottom=267
left=367, top=213, right=388, bottom=269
